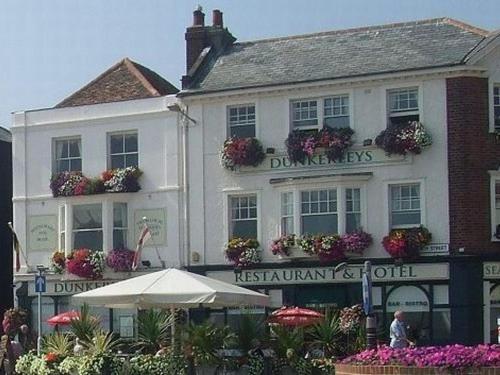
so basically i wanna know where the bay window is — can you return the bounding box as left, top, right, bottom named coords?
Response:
left=387, top=87, right=419, bottom=127
left=291, top=94, right=351, bottom=131
left=280, top=187, right=363, bottom=236
left=389, top=183, right=421, bottom=228
left=229, top=194, right=258, bottom=239
left=228, top=104, right=256, bottom=138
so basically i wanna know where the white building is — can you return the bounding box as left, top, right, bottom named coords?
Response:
left=12, top=58, right=182, bottom=335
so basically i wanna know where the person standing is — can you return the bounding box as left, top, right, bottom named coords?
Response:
left=389, top=311, right=414, bottom=348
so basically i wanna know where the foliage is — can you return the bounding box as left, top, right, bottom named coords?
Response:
left=50, top=251, right=66, bottom=274
left=270, top=325, right=305, bottom=359
left=382, top=226, right=432, bottom=258
left=341, top=230, right=373, bottom=255
left=50, top=167, right=141, bottom=197
left=2, top=307, right=27, bottom=335
left=339, top=304, right=364, bottom=333
left=135, top=309, right=173, bottom=354
left=127, top=353, right=187, bottom=375
left=66, top=249, right=105, bottom=279
left=42, top=332, right=74, bottom=357
left=285, top=127, right=354, bottom=163
left=342, top=344, right=500, bottom=369
left=298, top=234, right=345, bottom=263
left=83, top=330, right=121, bottom=355
left=101, top=166, right=142, bottom=193
left=78, top=353, right=124, bottom=375
left=236, top=312, right=266, bottom=353
left=308, top=310, right=342, bottom=358
left=70, top=303, right=100, bottom=343
left=58, top=356, right=84, bottom=374
left=375, top=121, right=432, bottom=156
left=269, top=234, right=296, bottom=257
left=221, top=137, right=266, bottom=170
left=311, top=357, right=336, bottom=374
left=105, top=248, right=135, bottom=272
left=183, top=321, right=237, bottom=366
left=224, top=238, right=261, bottom=268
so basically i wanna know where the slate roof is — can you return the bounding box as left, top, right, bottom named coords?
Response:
left=56, top=58, right=179, bottom=108
left=183, top=18, right=489, bottom=95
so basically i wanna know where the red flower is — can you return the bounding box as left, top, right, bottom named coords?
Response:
left=45, top=352, right=58, bottom=363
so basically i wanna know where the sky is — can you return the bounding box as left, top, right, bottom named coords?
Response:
left=0, top=0, right=499, bottom=128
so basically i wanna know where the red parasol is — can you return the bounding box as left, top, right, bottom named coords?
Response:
left=268, top=306, right=324, bottom=327
left=47, top=310, right=80, bottom=326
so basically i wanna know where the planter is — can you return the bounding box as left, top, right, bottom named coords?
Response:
left=344, top=251, right=362, bottom=258
left=278, top=246, right=307, bottom=260
left=335, top=364, right=500, bottom=375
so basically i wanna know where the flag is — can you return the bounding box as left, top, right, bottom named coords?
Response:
left=132, top=224, right=152, bottom=271
left=7, top=222, right=21, bottom=272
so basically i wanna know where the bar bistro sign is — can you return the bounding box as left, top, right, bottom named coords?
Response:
left=206, top=263, right=449, bottom=286
left=240, top=147, right=408, bottom=173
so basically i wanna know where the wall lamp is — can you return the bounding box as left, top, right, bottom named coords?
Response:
left=167, top=103, right=197, bottom=124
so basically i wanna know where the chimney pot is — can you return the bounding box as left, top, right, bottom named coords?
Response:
left=192, top=7, right=205, bottom=27
left=212, top=9, right=223, bottom=28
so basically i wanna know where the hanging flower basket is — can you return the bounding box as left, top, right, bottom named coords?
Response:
left=296, top=234, right=345, bottom=263
left=101, top=166, right=142, bottom=193
left=375, top=121, right=432, bottom=156
left=269, top=234, right=296, bottom=257
left=341, top=230, right=373, bottom=257
left=285, top=127, right=354, bottom=164
left=50, top=250, right=66, bottom=274
left=66, top=248, right=105, bottom=279
left=382, top=226, right=432, bottom=258
left=105, top=248, right=135, bottom=272
left=220, top=137, right=266, bottom=170
left=224, top=238, right=261, bottom=268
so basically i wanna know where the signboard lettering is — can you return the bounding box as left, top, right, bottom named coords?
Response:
left=484, top=262, right=500, bottom=279
left=28, top=215, right=57, bottom=251
left=207, top=263, right=449, bottom=286
left=28, top=280, right=117, bottom=296
left=134, top=209, right=166, bottom=246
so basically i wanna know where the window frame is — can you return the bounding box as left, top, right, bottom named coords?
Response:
left=107, top=131, right=139, bottom=170
left=387, top=87, right=420, bottom=126
left=72, top=203, right=104, bottom=250
left=227, top=192, right=260, bottom=240
left=52, top=136, right=82, bottom=174
left=489, top=171, right=500, bottom=241
left=227, top=104, right=256, bottom=138
left=113, top=202, right=129, bottom=249
left=385, top=179, right=426, bottom=232
left=494, top=84, right=500, bottom=132
left=278, top=184, right=366, bottom=236
left=289, top=92, right=352, bottom=132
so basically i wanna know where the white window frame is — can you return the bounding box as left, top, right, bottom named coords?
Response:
left=227, top=104, right=256, bottom=138
left=72, top=203, right=104, bottom=250
left=492, top=83, right=500, bottom=132
left=59, top=196, right=131, bottom=254
left=278, top=183, right=367, bottom=236
left=489, top=171, right=500, bottom=241
left=387, top=87, right=420, bottom=125
left=289, top=93, right=352, bottom=131
left=384, top=179, right=426, bottom=233
left=52, top=136, right=82, bottom=174
left=113, top=202, right=128, bottom=249
left=107, top=131, right=139, bottom=170
left=381, top=83, right=423, bottom=129
left=225, top=191, right=261, bottom=241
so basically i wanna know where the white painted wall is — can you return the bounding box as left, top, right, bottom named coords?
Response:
left=12, top=96, right=183, bottom=275
left=186, top=76, right=450, bottom=265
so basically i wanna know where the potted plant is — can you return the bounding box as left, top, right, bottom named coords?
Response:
left=270, top=234, right=306, bottom=259
left=105, top=248, right=135, bottom=272
left=101, top=166, right=142, bottom=193
left=51, top=250, right=66, bottom=274
left=66, top=249, right=105, bottom=279
left=224, top=238, right=261, bottom=268
left=382, top=226, right=432, bottom=258
left=341, top=230, right=372, bottom=257
left=220, top=137, right=266, bottom=170
left=375, top=121, right=432, bottom=156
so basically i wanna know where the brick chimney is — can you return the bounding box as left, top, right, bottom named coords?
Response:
left=183, top=7, right=235, bottom=88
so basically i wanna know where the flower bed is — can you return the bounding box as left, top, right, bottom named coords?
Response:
left=375, top=121, right=432, bottom=156
left=66, top=249, right=105, bottom=279
left=50, top=166, right=142, bottom=197
left=221, top=137, right=265, bottom=170
left=224, top=238, right=261, bottom=268
left=285, top=127, right=354, bottom=163
left=105, top=248, right=135, bottom=272
left=338, top=345, right=500, bottom=374
left=382, top=226, right=432, bottom=258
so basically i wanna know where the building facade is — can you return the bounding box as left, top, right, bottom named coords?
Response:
left=11, top=59, right=182, bottom=336
left=179, top=10, right=500, bottom=345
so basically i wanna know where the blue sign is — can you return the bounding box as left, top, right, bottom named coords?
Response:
left=362, top=273, right=372, bottom=315
left=35, top=275, right=46, bottom=293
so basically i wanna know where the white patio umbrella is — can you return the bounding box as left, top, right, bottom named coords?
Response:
left=72, top=268, right=269, bottom=309
left=72, top=268, right=269, bottom=348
